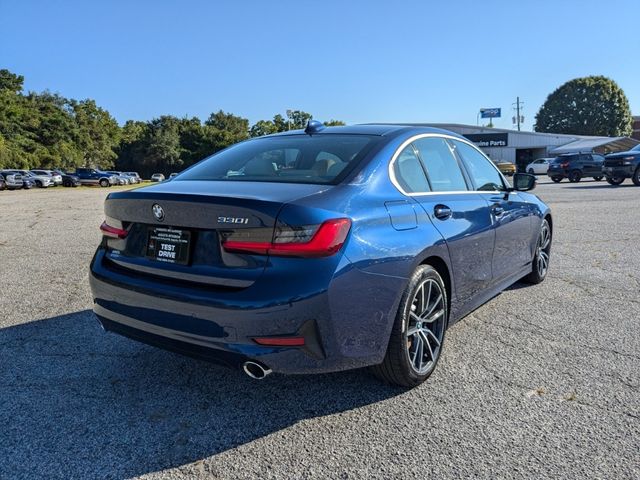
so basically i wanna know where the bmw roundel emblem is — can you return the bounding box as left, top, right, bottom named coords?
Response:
left=152, top=204, right=165, bottom=222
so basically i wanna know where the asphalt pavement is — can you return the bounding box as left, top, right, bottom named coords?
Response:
left=0, top=179, right=638, bottom=479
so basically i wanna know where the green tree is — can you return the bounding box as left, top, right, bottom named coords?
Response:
left=205, top=110, right=249, bottom=139
left=178, top=117, right=213, bottom=166
left=72, top=99, right=120, bottom=168
left=287, top=110, right=313, bottom=129
left=143, top=116, right=184, bottom=174
left=249, top=119, right=278, bottom=137
left=0, top=69, right=24, bottom=93
left=535, top=76, right=633, bottom=137
left=203, top=110, right=250, bottom=154
left=324, top=119, right=346, bottom=126
left=0, top=68, right=121, bottom=170
left=115, top=120, right=148, bottom=173
left=273, top=114, right=288, bottom=132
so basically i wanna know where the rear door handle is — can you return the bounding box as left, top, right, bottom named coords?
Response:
left=433, top=205, right=452, bottom=220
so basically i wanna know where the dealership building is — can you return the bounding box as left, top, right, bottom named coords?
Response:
left=418, top=124, right=639, bottom=172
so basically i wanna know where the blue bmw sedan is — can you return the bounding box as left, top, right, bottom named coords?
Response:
left=90, top=123, right=552, bottom=387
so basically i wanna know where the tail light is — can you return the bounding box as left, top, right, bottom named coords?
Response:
left=222, top=218, right=351, bottom=258
left=99, top=221, right=128, bottom=239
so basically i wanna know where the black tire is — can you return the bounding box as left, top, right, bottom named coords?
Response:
left=523, top=218, right=552, bottom=284
left=606, top=176, right=625, bottom=186
left=63, top=180, right=71, bottom=187
left=632, top=167, right=640, bottom=186
left=593, top=176, right=603, bottom=182
left=568, top=170, right=581, bottom=183
left=35, top=180, right=43, bottom=188
left=372, top=265, right=447, bottom=388
left=550, top=176, right=562, bottom=183
left=527, top=168, right=535, bottom=174
left=99, top=178, right=109, bottom=187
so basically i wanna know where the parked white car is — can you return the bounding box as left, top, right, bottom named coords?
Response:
left=151, top=173, right=165, bottom=182
left=124, top=172, right=142, bottom=183
left=526, top=158, right=553, bottom=175
left=8, top=169, right=53, bottom=187
left=31, top=169, right=62, bottom=186
left=105, top=171, right=132, bottom=185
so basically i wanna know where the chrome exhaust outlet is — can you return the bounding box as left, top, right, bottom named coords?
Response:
left=242, top=361, right=272, bottom=380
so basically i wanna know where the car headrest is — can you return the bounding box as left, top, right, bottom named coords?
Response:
left=244, top=158, right=277, bottom=176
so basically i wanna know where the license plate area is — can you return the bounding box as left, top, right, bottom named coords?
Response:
left=146, top=227, right=191, bottom=265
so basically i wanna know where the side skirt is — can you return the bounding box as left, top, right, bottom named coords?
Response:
left=448, top=263, right=532, bottom=326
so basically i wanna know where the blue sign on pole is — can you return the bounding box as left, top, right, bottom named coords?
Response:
left=480, top=108, right=501, bottom=119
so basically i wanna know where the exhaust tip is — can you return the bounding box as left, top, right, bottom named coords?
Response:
left=243, top=361, right=272, bottom=380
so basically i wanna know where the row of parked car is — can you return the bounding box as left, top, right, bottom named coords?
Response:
left=524, top=144, right=640, bottom=185
left=0, top=168, right=144, bottom=191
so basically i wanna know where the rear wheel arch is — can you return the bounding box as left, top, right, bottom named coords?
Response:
left=544, top=213, right=553, bottom=236
left=419, top=255, right=452, bottom=321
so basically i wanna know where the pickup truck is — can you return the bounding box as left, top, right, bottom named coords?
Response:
left=73, top=168, right=116, bottom=187
left=0, top=170, right=24, bottom=190
left=603, top=145, right=640, bottom=185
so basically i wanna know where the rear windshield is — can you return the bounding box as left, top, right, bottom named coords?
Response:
left=177, top=134, right=378, bottom=184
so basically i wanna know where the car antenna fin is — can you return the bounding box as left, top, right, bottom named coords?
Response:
left=305, top=120, right=325, bottom=135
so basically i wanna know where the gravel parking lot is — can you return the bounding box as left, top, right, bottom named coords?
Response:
left=0, top=180, right=638, bottom=479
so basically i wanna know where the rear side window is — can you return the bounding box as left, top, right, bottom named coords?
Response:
left=413, top=137, right=468, bottom=192
left=451, top=140, right=505, bottom=192
left=393, top=145, right=431, bottom=193
left=177, top=134, right=377, bottom=184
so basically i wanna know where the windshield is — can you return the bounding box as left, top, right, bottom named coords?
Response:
left=177, top=134, right=378, bottom=185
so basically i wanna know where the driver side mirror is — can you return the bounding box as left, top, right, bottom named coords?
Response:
left=513, top=173, right=536, bottom=191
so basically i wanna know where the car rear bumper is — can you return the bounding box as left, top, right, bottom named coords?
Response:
left=89, top=248, right=404, bottom=374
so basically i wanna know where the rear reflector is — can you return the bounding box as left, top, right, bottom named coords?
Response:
left=253, top=336, right=306, bottom=346
left=223, top=218, right=351, bottom=258
left=99, top=221, right=128, bottom=239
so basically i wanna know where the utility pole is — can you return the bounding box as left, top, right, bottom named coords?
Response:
left=512, top=97, right=524, bottom=131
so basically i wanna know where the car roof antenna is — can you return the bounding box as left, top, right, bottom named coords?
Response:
left=305, top=119, right=326, bottom=135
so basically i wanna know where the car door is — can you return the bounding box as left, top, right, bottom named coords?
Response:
left=400, top=136, right=495, bottom=304
left=592, top=154, right=605, bottom=175
left=580, top=154, right=596, bottom=176
left=450, top=139, right=533, bottom=284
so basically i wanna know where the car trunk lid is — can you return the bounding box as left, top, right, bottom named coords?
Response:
left=101, top=181, right=331, bottom=287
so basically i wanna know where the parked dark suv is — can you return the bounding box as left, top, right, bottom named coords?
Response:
left=603, top=144, right=640, bottom=186
left=547, top=153, right=605, bottom=183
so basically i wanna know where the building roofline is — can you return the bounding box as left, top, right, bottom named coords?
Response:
left=405, top=123, right=618, bottom=140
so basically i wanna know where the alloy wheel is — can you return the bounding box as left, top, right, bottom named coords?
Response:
left=406, top=279, right=445, bottom=374
left=537, top=222, right=551, bottom=277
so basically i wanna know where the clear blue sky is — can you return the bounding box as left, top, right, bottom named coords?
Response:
left=1, top=0, right=638, bottom=129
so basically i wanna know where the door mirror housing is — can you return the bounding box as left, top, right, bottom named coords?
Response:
left=513, top=173, right=536, bottom=191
